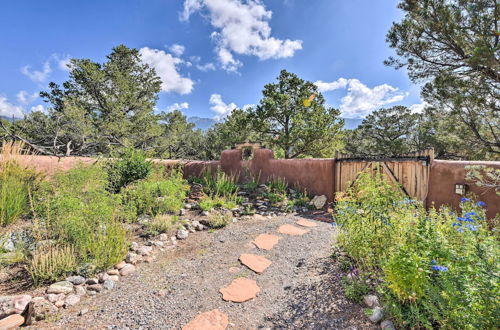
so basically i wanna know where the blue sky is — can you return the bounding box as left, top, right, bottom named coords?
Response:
left=0, top=0, right=423, bottom=120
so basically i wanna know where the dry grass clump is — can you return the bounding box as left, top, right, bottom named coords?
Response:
left=27, top=245, right=77, bottom=285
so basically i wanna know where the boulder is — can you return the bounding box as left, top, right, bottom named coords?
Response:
left=119, top=264, right=136, bottom=276
left=368, top=307, right=384, bottom=324
left=47, top=281, right=74, bottom=295
left=66, top=275, right=86, bottom=286
left=310, top=195, right=327, bottom=209
left=64, top=295, right=80, bottom=308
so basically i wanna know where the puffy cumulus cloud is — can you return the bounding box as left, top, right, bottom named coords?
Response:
left=166, top=102, right=189, bottom=112
left=180, top=0, right=302, bottom=72
left=16, top=90, right=39, bottom=105
left=209, top=93, right=237, bottom=118
left=409, top=102, right=429, bottom=114
left=0, top=96, right=24, bottom=118
left=139, top=47, right=194, bottom=95
left=315, top=78, right=408, bottom=118
left=169, top=44, right=185, bottom=57
left=30, top=104, right=45, bottom=113
left=21, top=61, right=51, bottom=82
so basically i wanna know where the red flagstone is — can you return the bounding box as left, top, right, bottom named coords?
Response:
left=182, top=309, right=228, bottom=330
left=219, top=278, right=260, bottom=302
left=277, top=224, right=310, bottom=236
left=239, top=254, right=272, bottom=273
left=296, top=219, right=318, bottom=228
left=252, top=234, right=281, bottom=250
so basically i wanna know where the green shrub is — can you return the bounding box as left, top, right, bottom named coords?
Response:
left=144, top=214, right=178, bottom=236
left=334, top=170, right=500, bottom=329
left=266, top=192, right=286, bottom=205
left=122, top=168, right=188, bottom=217
left=341, top=276, right=371, bottom=303
left=27, top=245, right=77, bottom=285
left=267, top=176, right=288, bottom=194
left=198, top=194, right=237, bottom=212
left=33, top=164, right=129, bottom=275
left=199, top=167, right=239, bottom=198
left=106, top=148, right=152, bottom=193
left=207, top=210, right=232, bottom=228
left=0, top=160, right=39, bottom=227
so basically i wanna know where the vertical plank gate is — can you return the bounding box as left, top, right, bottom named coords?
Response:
left=334, top=149, right=434, bottom=202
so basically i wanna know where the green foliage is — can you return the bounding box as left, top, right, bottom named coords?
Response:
left=106, top=148, right=153, bottom=193
left=466, top=165, right=500, bottom=195
left=27, top=245, right=77, bottom=286
left=267, top=176, right=288, bottom=194
left=335, top=169, right=411, bottom=270
left=335, top=171, right=500, bottom=329
left=341, top=276, right=371, bottom=303
left=206, top=210, right=232, bottom=229
left=198, top=195, right=237, bottom=212
left=33, top=164, right=128, bottom=274
left=247, top=70, right=345, bottom=158
left=144, top=214, right=178, bottom=236
left=198, top=167, right=239, bottom=198
left=386, top=0, right=499, bottom=158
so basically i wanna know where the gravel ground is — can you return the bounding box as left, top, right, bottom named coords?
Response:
left=34, top=214, right=374, bottom=329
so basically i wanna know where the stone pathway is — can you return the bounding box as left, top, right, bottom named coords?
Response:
left=42, top=215, right=375, bottom=329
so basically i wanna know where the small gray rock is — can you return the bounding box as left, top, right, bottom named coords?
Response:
left=32, top=297, right=58, bottom=321
left=159, top=233, right=169, bottom=241
left=74, top=285, right=86, bottom=296
left=64, top=294, right=80, bottom=308
left=130, top=241, right=139, bottom=251
left=184, top=203, right=192, bottom=209
left=363, top=295, right=380, bottom=308
left=87, top=284, right=103, bottom=292
left=78, top=308, right=89, bottom=316
left=201, top=211, right=209, bottom=216
left=98, top=272, right=110, bottom=283
left=381, top=320, right=395, bottom=330
left=66, top=275, right=86, bottom=286
left=107, top=269, right=119, bottom=276
left=119, top=263, right=136, bottom=276
left=47, top=281, right=74, bottom=294
left=46, top=293, right=65, bottom=303
left=103, top=280, right=115, bottom=290
left=86, top=278, right=99, bottom=285
left=179, top=209, right=186, bottom=216
left=126, top=252, right=140, bottom=264
left=176, top=229, right=189, bottom=240
left=136, top=246, right=153, bottom=256
left=368, top=307, right=384, bottom=323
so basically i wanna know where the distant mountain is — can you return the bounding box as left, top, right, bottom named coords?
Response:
left=187, top=116, right=363, bottom=131
left=188, top=116, right=217, bottom=131
left=342, top=118, right=363, bottom=130
left=0, top=115, right=21, bottom=123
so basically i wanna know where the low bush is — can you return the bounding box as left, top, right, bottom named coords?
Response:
left=144, top=214, right=178, bottom=236
left=33, top=164, right=129, bottom=276
left=0, top=142, right=40, bottom=227
left=334, top=169, right=500, bottom=329
left=27, top=245, right=77, bottom=285
left=122, top=168, right=188, bottom=217
left=206, top=210, right=232, bottom=228
left=341, top=276, right=371, bottom=303
left=198, top=194, right=238, bottom=212
left=105, top=148, right=152, bottom=193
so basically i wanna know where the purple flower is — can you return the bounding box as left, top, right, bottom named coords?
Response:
left=460, top=197, right=471, bottom=203
left=465, top=224, right=477, bottom=231
left=476, top=201, right=487, bottom=208
left=431, top=265, right=448, bottom=272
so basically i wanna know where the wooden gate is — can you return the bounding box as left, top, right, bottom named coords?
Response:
left=334, top=149, right=434, bottom=202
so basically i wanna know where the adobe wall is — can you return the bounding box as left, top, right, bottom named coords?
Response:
left=8, top=151, right=500, bottom=218
left=427, top=160, right=500, bottom=219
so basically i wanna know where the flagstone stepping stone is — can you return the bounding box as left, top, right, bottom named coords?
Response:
left=252, top=234, right=281, bottom=250
left=0, top=314, right=25, bottom=329
left=182, top=309, right=228, bottom=330
left=296, top=219, right=318, bottom=228
left=219, top=278, right=260, bottom=303
left=239, top=254, right=272, bottom=273
left=277, top=224, right=310, bottom=236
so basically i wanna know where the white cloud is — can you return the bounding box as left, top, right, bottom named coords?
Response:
left=0, top=96, right=24, bottom=118
left=30, top=104, right=45, bottom=113
left=196, top=62, right=216, bottom=72
left=169, top=44, right=185, bottom=57
left=21, top=61, right=51, bottom=82
left=54, top=54, right=72, bottom=71
left=180, top=0, right=302, bottom=71
left=209, top=93, right=237, bottom=118
left=315, top=78, right=408, bottom=118
left=166, top=102, right=189, bottom=112
left=409, top=102, right=429, bottom=114
left=139, top=47, right=194, bottom=94
left=16, top=90, right=39, bottom=105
